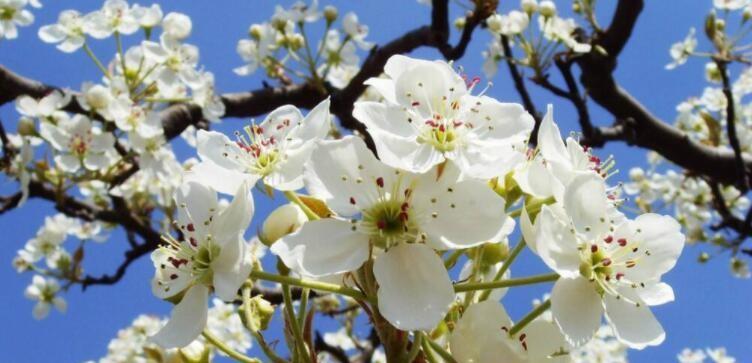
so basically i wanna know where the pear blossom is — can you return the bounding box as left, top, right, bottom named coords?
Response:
left=323, top=328, right=357, bottom=351
left=24, top=275, right=67, bottom=320
left=150, top=181, right=254, bottom=348
left=679, top=348, right=708, bottom=363
left=142, top=34, right=200, bottom=87
left=538, top=16, right=591, bottom=53
left=260, top=203, right=307, bottom=245
left=342, top=12, right=373, bottom=49
left=21, top=215, right=68, bottom=267
left=77, top=82, right=116, bottom=118
left=355, top=54, right=535, bottom=178
left=666, top=28, right=697, bottom=70
left=482, top=39, right=504, bottom=78
left=515, top=105, right=610, bottom=202
left=234, top=23, right=275, bottom=76
left=714, top=0, right=749, bottom=10
left=273, top=0, right=320, bottom=24
left=38, top=10, right=85, bottom=52
left=272, top=136, right=509, bottom=330
left=131, top=4, right=163, bottom=29
left=487, top=11, right=529, bottom=36
left=15, top=90, right=71, bottom=120
left=0, top=0, right=35, bottom=40
left=83, top=0, right=139, bottom=39
left=532, top=173, right=685, bottom=348
left=189, top=98, right=331, bottom=194
left=449, top=300, right=570, bottom=363
left=39, top=114, right=116, bottom=173
left=162, top=12, right=192, bottom=40
left=111, top=103, right=163, bottom=137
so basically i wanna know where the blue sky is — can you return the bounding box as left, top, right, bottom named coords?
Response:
left=0, top=0, right=750, bottom=362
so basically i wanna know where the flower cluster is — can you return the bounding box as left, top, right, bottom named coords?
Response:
left=0, top=0, right=39, bottom=40
left=233, top=1, right=373, bottom=88
left=481, top=0, right=592, bottom=78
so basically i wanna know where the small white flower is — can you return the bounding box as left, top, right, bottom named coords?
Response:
left=272, top=136, right=509, bottom=330
left=83, top=0, right=139, bottom=39
left=666, top=28, right=697, bottom=70
left=714, top=0, right=749, bottom=10
left=39, top=114, right=116, bottom=173
left=538, top=16, right=591, bottom=53
left=488, top=11, right=529, bottom=36
left=234, top=24, right=275, bottom=76
left=15, top=90, right=71, bottom=119
left=38, top=10, right=85, bottom=52
left=112, top=103, right=163, bottom=138
left=355, top=54, right=534, bottom=178
left=273, top=0, right=321, bottom=24
left=706, top=347, right=736, bottom=363
left=189, top=98, right=331, bottom=194
left=131, top=4, right=162, bottom=29
left=449, top=300, right=569, bottom=363
left=24, top=275, right=67, bottom=320
left=150, top=181, right=254, bottom=348
left=678, top=348, right=707, bottom=363
left=0, top=0, right=35, bottom=40
left=162, top=12, right=192, bottom=40
left=342, top=12, right=373, bottom=50
left=532, top=173, right=685, bottom=349
left=323, top=328, right=356, bottom=351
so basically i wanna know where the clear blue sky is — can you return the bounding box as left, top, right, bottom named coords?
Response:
left=1, top=1, right=750, bottom=362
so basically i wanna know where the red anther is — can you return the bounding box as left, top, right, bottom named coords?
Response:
left=399, top=212, right=409, bottom=221
left=170, top=274, right=179, bottom=280
left=186, top=223, right=195, bottom=232
left=189, top=237, right=198, bottom=247
left=591, top=245, right=598, bottom=253
left=276, top=124, right=285, bottom=130
left=604, top=236, right=613, bottom=243
left=349, top=197, right=356, bottom=205
left=411, top=101, right=421, bottom=107
left=377, top=220, right=387, bottom=230
left=521, top=342, right=528, bottom=351
left=616, top=272, right=625, bottom=280
left=617, top=238, right=627, bottom=247
left=376, top=177, right=384, bottom=188
left=401, top=202, right=409, bottom=211
left=425, top=120, right=437, bottom=127
left=602, top=258, right=612, bottom=267
left=453, top=120, right=464, bottom=128
left=519, top=334, right=526, bottom=341
left=439, top=124, right=446, bottom=132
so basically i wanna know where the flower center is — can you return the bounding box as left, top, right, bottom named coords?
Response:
left=362, top=197, right=416, bottom=249
left=69, top=134, right=89, bottom=157
left=0, top=7, right=16, bottom=21
left=233, top=125, right=281, bottom=176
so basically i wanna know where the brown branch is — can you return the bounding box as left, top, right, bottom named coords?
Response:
left=499, top=35, right=541, bottom=140
left=315, top=331, right=350, bottom=363
left=573, top=0, right=752, bottom=187
left=715, top=59, right=749, bottom=191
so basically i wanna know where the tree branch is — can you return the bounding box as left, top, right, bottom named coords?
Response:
left=499, top=35, right=541, bottom=139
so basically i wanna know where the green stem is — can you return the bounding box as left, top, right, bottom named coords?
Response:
left=202, top=330, right=261, bottom=363
left=508, top=196, right=555, bottom=218
left=283, top=190, right=320, bottom=220
left=297, top=287, right=310, bottom=327
left=479, top=239, right=526, bottom=301
left=283, top=282, right=310, bottom=363
left=250, top=270, right=369, bottom=302
left=82, top=43, right=110, bottom=78
left=402, top=332, right=423, bottom=363
left=115, top=32, right=127, bottom=79
left=454, top=273, right=559, bottom=293
left=425, top=338, right=458, bottom=363
left=509, top=299, right=551, bottom=337
left=420, top=336, right=440, bottom=363
left=443, top=249, right=464, bottom=269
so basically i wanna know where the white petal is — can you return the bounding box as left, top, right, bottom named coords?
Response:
left=305, top=136, right=392, bottom=216
left=264, top=142, right=314, bottom=191
left=212, top=237, right=250, bottom=301
left=151, top=285, right=209, bottom=348
left=603, top=288, right=665, bottom=349
left=185, top=160, right=258, bottom=196
left=523, top=319, right=570, bottom=362
left=151, top=248, right=193, bottom=299
left=272, top=218, right=369, bottom=277
left=210, top=181, right=254, bottom=245
left=368, top=129, right=439, bottom=173
left=635, top=282, right=675, bottom=306
left=288, top=97, right=331, bottom=141
left=196, top=130, right=246, bottom=171
left=55, top=154, right=81, bottom=173
left=32, top=302, right=51, bottom=320
left=622, top=213, right=685, bottom=281
left=535, top=206, right=581, bottom=278
left=551, top=277, right=603, bottom=347
left=563, top=172, right=609, bottom=238
left=416, top=179, right=507, bottom=249
left=514, top=158, right=562, bottom=200
left=174, top=181, right=219, bottom=240
left=362, top=78, right=397, bottom=104
left=39, top=123, right=69, bottom=150
left=537, top=104, right=569, bottom=167
left=449, top=300, right=524, bottom=363
left=38, top=25, right=66, bottom=43
left=373, top=243, right=454, bottom=331
left=353, top=102, right=415, bottom=138
left=83, top=153, right=110, bottom=170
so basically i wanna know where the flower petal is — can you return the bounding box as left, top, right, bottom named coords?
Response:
left=185, top=160, right=258, bottom=196
left=212, top=237, right=251, bottom=301
left=211, top=181, right=254, bottom=245
left=373, top=243, right=454, bottom=331
left=174, top=181, right=219, bottom=240
left=272, top=218, right=370, bottom=277
left=150, top=285, right=209, bottom=348
left=563, top=172, right=609, bottom=238
left=603, top=287, right=665, bottom=349
left=449, top=300, right=524, bottom=363
left=551, top=277, right=603, bottom=347
left=535, top=206, right=581, bottom=278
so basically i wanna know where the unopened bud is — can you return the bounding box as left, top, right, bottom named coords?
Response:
left=744, top=7, right=752, bottom=22
left=288, top=34, right=305, bottom=50
left=698, top=252, right=710, bottom=263
left=539, top=0, right=556, bottom=17
left=454, top=16, right=466, bottom=30
left=572, top=2, right=582, bottom=13
left=480, top=242, right=509, bottom=266
left=243, top=296, right=275, bottom=332
left=705, top=62, right=721, bottom=83
left=260, top=203, right=307, bottom=246
left=715, top=18, right=726, bottom=31
left=17, top=117, right=36, bottom=137
left=628, top=167, right=645, bottom=182
left=324, top=5, right=338, bottom=23
left=249, top=24, right=263, bottom=40
left=162, top=12, right=192, bottom=40
left=521, top=0, right=538, bottom=14
left=486, top=14, right=502, bottom=33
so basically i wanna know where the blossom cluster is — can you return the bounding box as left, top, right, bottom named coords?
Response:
left=233, top=1, right=373, bottom=89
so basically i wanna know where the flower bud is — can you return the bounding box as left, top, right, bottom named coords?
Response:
left=163, top=12, right=192, bottom=40
left=705, top=62, right=721, bottom=83
left=731, top=257, right=750, bottom=278
left=249, top=24, right=263, bottom=40
left=454, top=16, right=466, bottom=30
left=628, top=167, right=645, bottom=182
left=17, top=117, right=36, bottom=137
left=480, top=242, right=509, bottom=266
left=260, top=203, right=307, bottom=246
left=242, top=296, right=275, bottom=332
left=324, top=5, right=338, bottom=23
left=486, top=14, right=503, bottom=33
left=288, top=34, right=305, bottom=50
left=698, top=252, right=710, bottom=263
left=744, top=7, right=752, bottom=22
left=539, top=1, right=557, bottom=17
left=715, top=18, right=726, bottom=32
left=521, top=0, right=538, bottom=14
